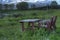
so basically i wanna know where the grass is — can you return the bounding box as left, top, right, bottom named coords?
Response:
left=0, top=9, right=60, bottom=40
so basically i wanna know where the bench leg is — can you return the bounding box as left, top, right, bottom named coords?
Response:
left=52, top=24, right=56, bottom=30
left=46, top=22, right=51, bottom=31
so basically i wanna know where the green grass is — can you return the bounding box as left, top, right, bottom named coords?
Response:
left=0, top=9, right=60, bottom=40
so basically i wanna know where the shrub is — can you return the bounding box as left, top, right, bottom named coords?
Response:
left=50, top=1, right=58, bottom=9
left=16, top=2, right=28, bottom=10
left=0, top=4, right=2, bottom=10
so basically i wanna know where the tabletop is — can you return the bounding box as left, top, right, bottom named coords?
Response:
left=19, top=19, right=41, bottom=23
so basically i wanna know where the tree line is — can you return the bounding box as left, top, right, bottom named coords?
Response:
left=0, top=1, right=59, bottom=10
left=0, top=4, right=15, bottom=10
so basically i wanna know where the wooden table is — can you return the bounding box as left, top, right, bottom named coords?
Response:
left=19, top=19, right=41, bottom=31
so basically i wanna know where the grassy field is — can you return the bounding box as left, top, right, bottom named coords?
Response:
left=0, top=9, right=60, bottom=40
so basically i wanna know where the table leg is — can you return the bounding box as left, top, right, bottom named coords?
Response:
left=21, top=22, right=25, bottom=31
left=28, top=22, right=31, bottom=27
left=31, top=22, right=34, bottom=30
left=38, top=22, right=41, bottom=28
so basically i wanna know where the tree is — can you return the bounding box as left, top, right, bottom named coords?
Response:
left=31, top=4, right=36, bottom=9
left=9, top=4, right=14, bottom=10
left=16, top=2, right=28, bottom=10
left=0, top=4, right=2, bottom=10
left=50, top=1, right=58, bottom=9
left=4, top=4, right=9, bottom=10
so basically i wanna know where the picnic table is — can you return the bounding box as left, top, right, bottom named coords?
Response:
left=19, top=16, right=57, bottom=31
left=19, top=19, right=41, bottom=31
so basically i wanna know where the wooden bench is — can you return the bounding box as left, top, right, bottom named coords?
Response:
left=19, top=16, right=57, bottom=31
left=39, top=16, right=57, bottom=31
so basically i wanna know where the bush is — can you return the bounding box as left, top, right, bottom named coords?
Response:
left=50, top=1, right=58, bottom=9
left=16, top=2, right=28, bottom=10
left=0, top=4, right=2, bottom=10
left=4, top=4, right=9, bottom=10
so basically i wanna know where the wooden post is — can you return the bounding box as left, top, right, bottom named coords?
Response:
left=46, top=22, right=51, bottom=31
left=31, top=22, right=34, bottom=30
left=28, top=22, right=31, bottom=27
left=38, top=21, right=41, bottom=28
left=21, top=22, right=25, bottom=31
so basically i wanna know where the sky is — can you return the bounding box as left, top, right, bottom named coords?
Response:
left=19, top=0, right=51, bottom=1
left=16, top=0, right=60, bottom=4
left=16, top=0, right=60, bottom=5
left=1, top=0, right=60, bottom=5
left=16, top=0, right=60, bottom=3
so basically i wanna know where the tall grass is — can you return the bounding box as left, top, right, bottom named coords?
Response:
left=0, top=9, right=60, bottom=40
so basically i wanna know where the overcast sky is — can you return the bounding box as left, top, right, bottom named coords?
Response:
left=2, top=0, right=60, bottom=5
left=16, top=0, right=60, bottom=4
left=16, top=0, right=60, bottom=3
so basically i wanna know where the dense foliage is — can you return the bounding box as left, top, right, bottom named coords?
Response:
left=50, top=1, right=58, bottom=9
left=4, top=4, right=9, bottom=10
left=0, top=4, right=2, bottom=10
left=0, top=1, right=60, bottom=10
left=16, top=2, right=28, bottom=10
